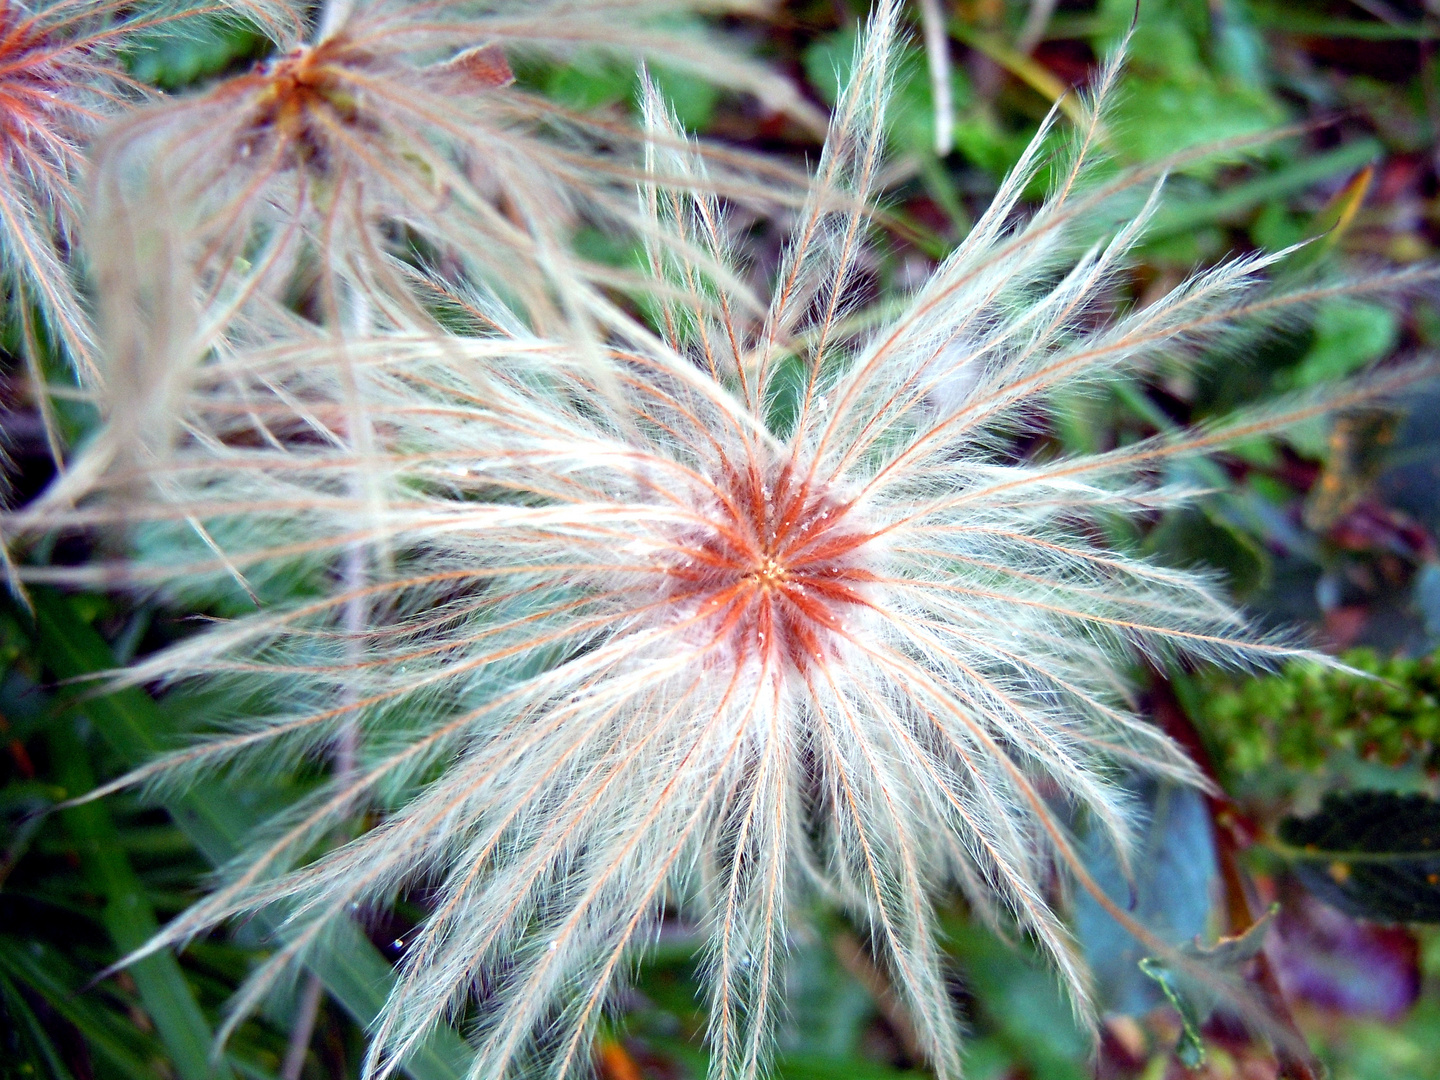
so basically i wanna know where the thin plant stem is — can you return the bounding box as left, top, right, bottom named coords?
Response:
left=280, top=974, right=326, bottom=1080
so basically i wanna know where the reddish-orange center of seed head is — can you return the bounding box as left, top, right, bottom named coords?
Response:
left=229, top=38, right=371, bottom=169
left=663, top=458, right=879, bottom=674
left=230, top=38, right=514, bottom=172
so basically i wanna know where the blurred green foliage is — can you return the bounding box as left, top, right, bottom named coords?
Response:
left=121, top=12, right=270, bottom=89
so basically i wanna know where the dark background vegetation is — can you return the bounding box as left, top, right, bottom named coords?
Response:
left=5, top=1, right=1440, bottom=1078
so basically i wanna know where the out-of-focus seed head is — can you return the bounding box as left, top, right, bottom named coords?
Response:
left=84, top=0, right=815, bottom=475
left=0, top=4, right=302, bottom=383
left=0, top=1, right=150, bottom=389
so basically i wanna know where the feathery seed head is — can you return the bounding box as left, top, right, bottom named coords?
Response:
left=0, top=3, right=81, bottom=164
left=84, top=0, right=814, bottom=474
left=230, top=38, right=383, bottom=171
left=0, top=1, right=156, bottom=386
left=0, top=0, right=307, bottom=538
left=665, top=454, right=877, bottom=674
left=210, top=27, right=516, bottom=175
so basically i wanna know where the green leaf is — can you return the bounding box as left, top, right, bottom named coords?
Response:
left=780, top=917, right=875, bottom=1060
left=0, top=967, right=79, bottom=1080
left=1145, top=140, right=1382, bottom=242
left=544, top=58, right=633, bottom=111
left=1109, top=74, right=1278, bottom=169
left=0, top=940, right=156, bottom=1080
left=943, top=919, right=1088, bottom=1080
left=29, top=589, right=473, bottom=1080
left=1195, top=905, right=1277, bottom=969
left=1143, top=505, right=1269, bottom=597
left=47, top=717, right=227, bottom=1080
left=1287, top=300, right=1399, bottom=390
left=645, top=64, right=720, bottom=132
left=1249, top=5, right=1440, bottom=40
left=1074, top=781, right=1219, bottom=1016
left=1138, top=907, right=1278, bottom=1070
left=1092, top=0, right=1283, bottom=171
left=1134, top=915, right=1272, bottom=1077
left=803, top=27, right=979, bottom=163
left=1279, top=791, right=1440, bottom=922
left=123, top=15, right=269, bottom=91
left=1212, top=0, right=1271, bottom=90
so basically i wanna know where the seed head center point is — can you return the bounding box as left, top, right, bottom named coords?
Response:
left=751, top=555, right=788, bottom=589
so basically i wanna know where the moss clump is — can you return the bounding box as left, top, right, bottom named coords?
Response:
left=1201, top=649, right=1440, bottom=777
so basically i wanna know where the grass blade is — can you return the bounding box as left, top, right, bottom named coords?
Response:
left=30, top=588, right=472, bottom=1080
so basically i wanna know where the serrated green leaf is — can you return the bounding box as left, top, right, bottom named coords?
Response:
left=1196, top=905, right=1277, bottom=969
left=1139, top=956, right=1207, bottom=1068
left=1136, top=907, right=1278, bottom=1070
